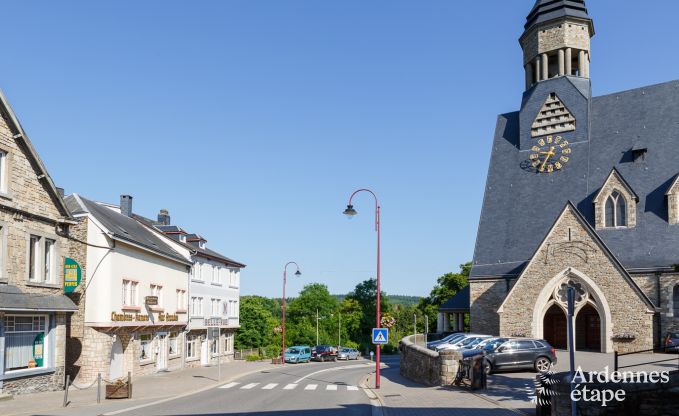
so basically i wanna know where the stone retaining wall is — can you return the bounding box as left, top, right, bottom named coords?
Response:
left=399, top=335, right=461, bottom=386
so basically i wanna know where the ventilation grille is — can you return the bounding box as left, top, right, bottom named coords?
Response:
left=531, top=93, right=576, bottom=137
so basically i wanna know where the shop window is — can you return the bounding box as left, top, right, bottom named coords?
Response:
left=186, top=336, right=197, bottom=359
left=3, top=315, right=47, bottom=372
left=168, top=332, right=178, bottom=356
left=139, top=334, right=153, bottom=361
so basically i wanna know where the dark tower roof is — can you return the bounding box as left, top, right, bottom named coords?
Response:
left=525, top=0, right=594, bottom=34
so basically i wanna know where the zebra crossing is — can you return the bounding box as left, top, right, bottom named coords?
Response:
left=219, top=382, right=361, bottom=392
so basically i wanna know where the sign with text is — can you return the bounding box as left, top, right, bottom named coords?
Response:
left=145, top=296, right=159, bottom=305
left=372, top=328, right=388, bottom=345
left=205, top=318, right=224, bottom=327
left=63, top=258, right=81, bottom=294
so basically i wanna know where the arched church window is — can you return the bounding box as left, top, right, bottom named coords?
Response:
left=673, top=285, right=679, bottom=316
left=605, top=191, right=627, bottom=228
left=554, top=278, right=588, bottom=308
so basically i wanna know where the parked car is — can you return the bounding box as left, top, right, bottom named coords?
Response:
left=284, top=346, right=312, bottom=363
left=438, top=335, right=492, bottom=352
left=665, top=332, right=679, bottom=353
left=337, top=348, right=360, bottom=360
left=312, top=345, right=338, bottom=361
left=427, top=333, right=467, bottom=350
left=483, top=338, right=557, bottom=374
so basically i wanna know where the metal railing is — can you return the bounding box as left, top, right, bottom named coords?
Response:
left=614, top=347, right=679, bottom=371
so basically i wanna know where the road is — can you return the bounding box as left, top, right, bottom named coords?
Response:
left=113, top=359, right=377, bottom=416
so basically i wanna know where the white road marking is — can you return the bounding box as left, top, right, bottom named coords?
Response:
left=219, top=382, right=240, bottom=389
left=293, top=363, right=372, bottom=383
left=241, top=383, right=259, bottom=389
left=326, top=385, right=338, bottom=391
left=304, top=384, right=318, bottom=390
left=347, top=385, right=359, bottom=391
left=283, top=383, right=298, bottom=390
left=262, top=383, right=278, bottom=390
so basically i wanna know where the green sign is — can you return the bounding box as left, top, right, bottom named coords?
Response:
left=33, top=333, right=44, bottom=367
left=64, top=258, right=81, bottom=294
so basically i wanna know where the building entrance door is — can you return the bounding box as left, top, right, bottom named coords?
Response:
left=200, top=337, right=209, bottom=366
left=156, top=333, right=168, bottom=371
left=575, top=303, right=601, bottom=351
left=109, top=338, right=124, bottom=380
left=543, top=304, right=567, bottom=349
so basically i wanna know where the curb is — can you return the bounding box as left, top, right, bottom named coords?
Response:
left=359, top=373, right=385, bottom=416
left=102, top=364, right=276, bottom=416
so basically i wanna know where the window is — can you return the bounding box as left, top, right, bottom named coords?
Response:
left=194, top=263, right=202, bottom=281
left=223, top=301, right=229, bottom=317
left=28, top=235, right=39, bottom=281
left=27, top=235, right=57, bottom=283
left=211, top=299, right=220, bottom=317
left=122, top=280, right=139, bottom=307
left=139, top=334, right=153, bottom=361
left=150, top=284, right=163, bottom=308
left=674, top=286, right=679, bottom=316
left=212, top=266, right=219, bottom=284
left=186, top=336, right=197, bottom=359
left=176, top=290, right=186, bottom=311
left=229, top=269, right=239, bottom=287
left=211, top=335, right=218, bottom=355
left=44, top=239, right=55, bottom=283
left=605, top=191, right=627, bottom=227
left=3, top=315, right=47, bottom=372
left=0, top=150, right=7, bottom=194
left=197, top=297, right=203, bottom=316
left=168, top=332, right=178, bottom=356
left=224, top=333, right=232, bottom=353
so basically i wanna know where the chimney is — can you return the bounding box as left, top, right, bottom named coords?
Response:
left=56, top=187, right=65, bottom=198
left=158, top=209, right=171, bottom=225
left=120, top=195, right=133, bottom=217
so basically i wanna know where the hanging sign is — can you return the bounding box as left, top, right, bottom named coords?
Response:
left=64, top=258, right=81, bottom=294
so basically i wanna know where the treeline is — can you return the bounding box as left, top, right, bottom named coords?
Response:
left=235, top=263, right=471, bottom=355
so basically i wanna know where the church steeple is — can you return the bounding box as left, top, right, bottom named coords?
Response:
left=520, top=0, right=595, bottom=90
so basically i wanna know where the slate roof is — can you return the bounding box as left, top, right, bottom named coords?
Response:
left=65, top=194, right=190, bottom=265
left=0, top=284, right=77, bottom=312
left=525, top=0, right=593, bottom=33
left=471, top=79, right=679, bottom=279
left=438, top=286, right=470, bottom=312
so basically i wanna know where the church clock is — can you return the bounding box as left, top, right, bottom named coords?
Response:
left=529, top=135, right=571, bottom=173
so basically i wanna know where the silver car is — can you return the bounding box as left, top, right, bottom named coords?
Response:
left=437, top=335, right=492, bottom=352
left=337, top=348, right=360, bottom=360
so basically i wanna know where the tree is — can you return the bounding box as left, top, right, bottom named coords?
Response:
left=286, top=283, right=339, bottom=345
left=418, top=262, right=471, bottom=331
left=346, top=278, right=391, bottom=350
left=236, top=296, right=279, bottom=350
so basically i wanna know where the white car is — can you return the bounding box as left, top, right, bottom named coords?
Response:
left=436, top=335, right=492, bottom=352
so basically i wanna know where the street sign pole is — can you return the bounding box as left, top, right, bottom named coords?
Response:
left=425, top=315, right=428, bottom=346
left=567, top=287, right=576, bottom=416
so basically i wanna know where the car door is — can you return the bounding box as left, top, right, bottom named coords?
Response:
left=514, top=340, right=538, bottom=367
left=493, top=341, right=520, bottom=369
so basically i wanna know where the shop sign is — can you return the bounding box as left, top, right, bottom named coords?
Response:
left=33, top=333, right=45, bottom=367
left=64, top=258, right=81, bottom=294
left=158, top=313, right=179, bottom=322
left=145, top=296, right=159, bottom=305
left=111, top=312, right=150, bottom=322
left=205, top=318, right=223, bottom=327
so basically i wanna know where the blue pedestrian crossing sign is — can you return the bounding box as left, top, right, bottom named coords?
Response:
left=372, top=328, right=388, bottom=345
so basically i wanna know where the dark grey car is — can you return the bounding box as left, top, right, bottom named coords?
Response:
left=483, top=338, right=557, bottom=374
left=665, top=332, right=679, bottom=353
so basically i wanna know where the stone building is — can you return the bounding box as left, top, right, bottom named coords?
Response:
left=469, top=1, right=679, bottom=353
left=0, top=90, right=83, bottom=395
left=64, top=194, right=191, bottom=383
left=154, top=211, right=245, bottom=368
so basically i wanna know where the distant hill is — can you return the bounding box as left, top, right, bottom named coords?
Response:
left=332, top=294, right=421, bottom=307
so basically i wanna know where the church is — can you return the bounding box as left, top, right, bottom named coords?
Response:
left=469, top=0, right=679, bottom=353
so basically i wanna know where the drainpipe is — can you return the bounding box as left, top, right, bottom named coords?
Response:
left=656, top=272, right=662, bottom=347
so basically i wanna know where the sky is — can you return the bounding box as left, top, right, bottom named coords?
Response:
left=1, top=1, right=678, bottom=298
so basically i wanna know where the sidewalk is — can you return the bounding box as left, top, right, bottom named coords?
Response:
left=368, top=357, right=526, bottom=416
left=0, top=360, right=276, bottom=416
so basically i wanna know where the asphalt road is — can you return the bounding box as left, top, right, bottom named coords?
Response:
left=113, top=359, right=377, bottom=416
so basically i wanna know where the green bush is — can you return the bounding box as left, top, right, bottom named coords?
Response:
left=381, top=344, right=398, bottom=354
left=341, top=340, right=359, bottom=349
left=246, top=354, right=262, bottom=362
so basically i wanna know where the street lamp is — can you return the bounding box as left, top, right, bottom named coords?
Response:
left=282, top=262, right=301, bottom=365
left=342, top=188, right=381, bottom=388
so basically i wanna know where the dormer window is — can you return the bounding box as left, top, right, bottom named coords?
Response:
left=605, top=191, right=626, bottom=228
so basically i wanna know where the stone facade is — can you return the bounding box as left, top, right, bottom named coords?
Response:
left=399, top=335, right=461, bottom=387
left=498, top=205, right=654, bottom=353
left=521, top=19, right=591, bottom=66
left=593, top=169, right=638, bottom=229
left=470, top=279, right=512, bottom=336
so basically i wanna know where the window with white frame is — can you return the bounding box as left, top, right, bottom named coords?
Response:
left=122, top=280, right=138, bottom=307
left=150, top=284, right=163, bottom=308
left=176, top=289, right=186, bottom=311
left=212, top=266, right=219, bottom=284
left=222, top=300, right=229, bottom=317
left=139, top=334, right=153, bottom=361
left=186, top=335, right=197, bottom=359
left=27, top=235, right=58, bottom=284
left=0, top=150, right=7, bottom=194
left=0, top=225, right=5, bottom=280
left=3, top=315, right=48, bottom=371
left=228, top=269, right=239, bottom=287
left=211, top=335, right=218, bottom=355
left=211, top=299, right=220, bottom=317
left=194, top=263, right=202, bottom=281
left=224, top=332, right=232, bottom=353
left=168, top=332, right=178, bottom=356
left=197, top=297, right=203, bottom=316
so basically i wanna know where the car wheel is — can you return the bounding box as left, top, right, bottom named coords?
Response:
left=483, top=360, right=492, bottom=375
left=534, top=357, right=551, bottom=373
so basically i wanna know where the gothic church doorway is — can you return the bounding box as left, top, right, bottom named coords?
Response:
left=543, top=303, right=567, bottom=349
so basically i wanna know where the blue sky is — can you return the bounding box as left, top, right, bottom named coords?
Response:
left=2, top=1, right=678, bottom=298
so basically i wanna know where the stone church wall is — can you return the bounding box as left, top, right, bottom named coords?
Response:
left=470, top=279, right=509, bottom=336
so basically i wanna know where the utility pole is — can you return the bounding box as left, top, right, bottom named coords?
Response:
left=425, top=315, right=429, bottom=346
left=316, top=308, right=319, bottom=346
left=338, top=312, right=341, bottom=348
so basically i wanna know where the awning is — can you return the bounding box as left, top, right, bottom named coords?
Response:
left=0, top=284, right=77, bottom=312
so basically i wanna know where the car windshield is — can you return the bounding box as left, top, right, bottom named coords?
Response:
left=483, top=339, right=507, bottom=352
left=341, top=348, right=351, bottom=352
left=460, top=337, right=478, bottom=346
left=287, top=348, right=300, bottom=354
left=468, top=338, right=486, bottom=347
left=670, top=333, right=679, bottom=339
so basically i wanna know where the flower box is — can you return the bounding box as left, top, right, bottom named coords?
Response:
left=105, top=381, right=130, bottom=399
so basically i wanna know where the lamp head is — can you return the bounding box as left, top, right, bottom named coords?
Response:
left=343, top=204, right=358, bottom=218
left=294, top=269, right=302, bottom=276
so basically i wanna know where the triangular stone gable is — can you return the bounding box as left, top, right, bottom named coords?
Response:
left=665, top=174, right=679, bottom=196
left=530, top=92, right=576, bottom=137
left=666, top=174, right=679, bottom=225
left=497, top=202, right=654, bottom=352
left=593, top=168, right=638, bottom=228
left=0, top=90, right=70, bottom=219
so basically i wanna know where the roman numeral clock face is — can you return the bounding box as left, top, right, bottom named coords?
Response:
left=528, top=135, right=571, bottom=173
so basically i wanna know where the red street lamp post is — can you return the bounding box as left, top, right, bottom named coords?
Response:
left=343, top=189, right=381, bottom=388
left=282, top=262, right=301, bottom=365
